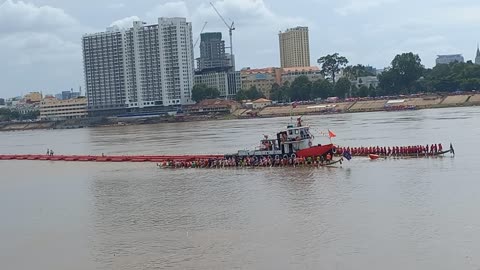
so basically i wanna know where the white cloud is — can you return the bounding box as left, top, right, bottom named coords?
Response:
left=0, top=0, right=87, bottom=96
left=0, top=0, right=84, bottom=64
left=335, top=0, right=398, bottom=16
left=432, top=5, right=480, bottom=25
left=0, top=0, right=80, bottom=34
left=146, top=1, right=190, bottom=22
left=109, top=0, right=307, bottom=69
left=110, top=16, right=140, bottom=29
left=108, top=3, right=125, bottom=9
left=0, top=32, right=80, bottom=65
left=193, top=0, right=307, bottom=30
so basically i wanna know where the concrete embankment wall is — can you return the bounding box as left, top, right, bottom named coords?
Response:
left=466, top=94, right=480, bottom=105
left=255, top=94, right=480, bottom=117
left=0, top=122, right=56, bottom=131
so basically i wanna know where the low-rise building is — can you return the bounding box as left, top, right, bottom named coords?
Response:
left=252, top=98, right=272, bottom=109
left=240, top=66, right=323, bottom=98
left=184, top=99, right=239, bottom=114
left=40, top=97, right=88, bottom=120
left=194, top=70, right=241, bottom=99
left=240, top=67, right=282, bottom=98
left=436, top=54, right=464, bottom=65
left=281, top=66, right=323, bottom=84
left=24, top=92, right=43, bottom=104
left=354, top=76, right=379, bottom=88
left=12, top=103, right=39, bottom=114
left=55, top=91, right=82, bottom=100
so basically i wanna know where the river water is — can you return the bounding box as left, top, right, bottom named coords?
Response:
left=1, top=107, right=479, bottom=270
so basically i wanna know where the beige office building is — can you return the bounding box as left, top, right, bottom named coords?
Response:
left=240, top=67, right=283, bottom=98
left=40, top=97, right=88, bottom=120
left=281, top=66, right=323, bottom=84
left=279, top=27, right=310, bottom=68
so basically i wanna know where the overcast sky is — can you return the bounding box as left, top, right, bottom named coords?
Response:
left=1, top=0, right=479, bottom=98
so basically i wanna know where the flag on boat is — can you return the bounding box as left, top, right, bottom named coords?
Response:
left=328, top=129, right=336, bottom=138
left=343, top=150, right=352, bottom=161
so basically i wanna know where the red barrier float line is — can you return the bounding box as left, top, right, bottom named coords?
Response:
left=0, top=154, right=226, bottom=163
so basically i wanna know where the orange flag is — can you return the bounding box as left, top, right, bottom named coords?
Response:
left=328, top=129, right=336, bottom=138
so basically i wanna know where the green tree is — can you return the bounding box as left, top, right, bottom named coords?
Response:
left=246, top=86, right=265, bottom=100
left=311, top=79, right=333, bottom=99
left=270, top=83, right=287, bottom=102
left=0, top=108, right=38, bottom=121
left=334, top=77, right=351, bottom=98
left=379, top=52, right=424, bottom=94
left=235, top=86, right=266, bottom=101
left=289, top=76, right=312, bottom=101
left=235, top=89, right=248, bottom=101
left=357, top=85, right=369, bottom=97
left=368, top=85, right=377, bottom=97
left=281, top=81, right=291, bottom=102
left=192, top=84, right=220, bottom=102
left=344, top=64, right=376, bottom=80
left=317, top=53, right=349, bottom=84
left=350, top=84, right=359, bottom=97
left=423, top=62, right=480, bottom=92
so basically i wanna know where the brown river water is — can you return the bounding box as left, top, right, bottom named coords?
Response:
left=1, top=106, right=480, bottom=270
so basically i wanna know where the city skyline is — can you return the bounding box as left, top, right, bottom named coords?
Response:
left=83, top=17, right=195, bottom=115
left=1, top=0, right=480, bottom=97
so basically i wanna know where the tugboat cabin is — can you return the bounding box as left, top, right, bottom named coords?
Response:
left=277, top=124, right=313, bottom=156
left=237, top=118, right=316, bottom=158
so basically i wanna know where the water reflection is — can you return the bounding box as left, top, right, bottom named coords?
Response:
left=1, top=107, right=480, bottom=269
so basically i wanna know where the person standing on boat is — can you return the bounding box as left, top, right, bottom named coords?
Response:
left=438, top=143, right=443, bottom=152
left=46, top=149, right=49, bottom=155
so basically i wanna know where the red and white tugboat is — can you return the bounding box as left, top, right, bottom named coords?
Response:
left=230, top=117, right=346, bottom=165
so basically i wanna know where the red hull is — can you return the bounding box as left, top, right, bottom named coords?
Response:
left=296, top=144, right=335, bottom=158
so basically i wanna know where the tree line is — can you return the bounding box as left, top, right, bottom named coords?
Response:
left=0, top=108, right=39, bottom=122
left=192, top=83, right=266, bottom=102
left=192, top=51, right=480, bottom=103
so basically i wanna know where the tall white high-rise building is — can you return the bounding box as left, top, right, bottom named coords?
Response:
left=82, top=28, right=127, bottom=113
left=82, top=17, right=194, bottom=115
left=158, top=17, right=194, bottom=106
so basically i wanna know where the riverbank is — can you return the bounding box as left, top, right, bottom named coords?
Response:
left=1, top=93, right=479, bottom=132
left=0, top=114, right=235, bottom=132
left=246, top=93, right=480, bottom=118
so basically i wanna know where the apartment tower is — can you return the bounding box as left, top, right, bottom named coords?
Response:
left=82, top=17, right=194, bottom=115
left=278, top=27, right=310, bottom=68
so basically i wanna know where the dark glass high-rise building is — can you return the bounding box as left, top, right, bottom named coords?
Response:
left=197, top=32, right=231, bottom=72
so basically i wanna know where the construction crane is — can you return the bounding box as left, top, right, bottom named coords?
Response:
left=193, top=21, right=208, bottom=48
left=210, top=2, right=235, bottom=59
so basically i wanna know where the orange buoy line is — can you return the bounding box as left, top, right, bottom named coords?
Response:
left=0, top=154, right=225, bottom=163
